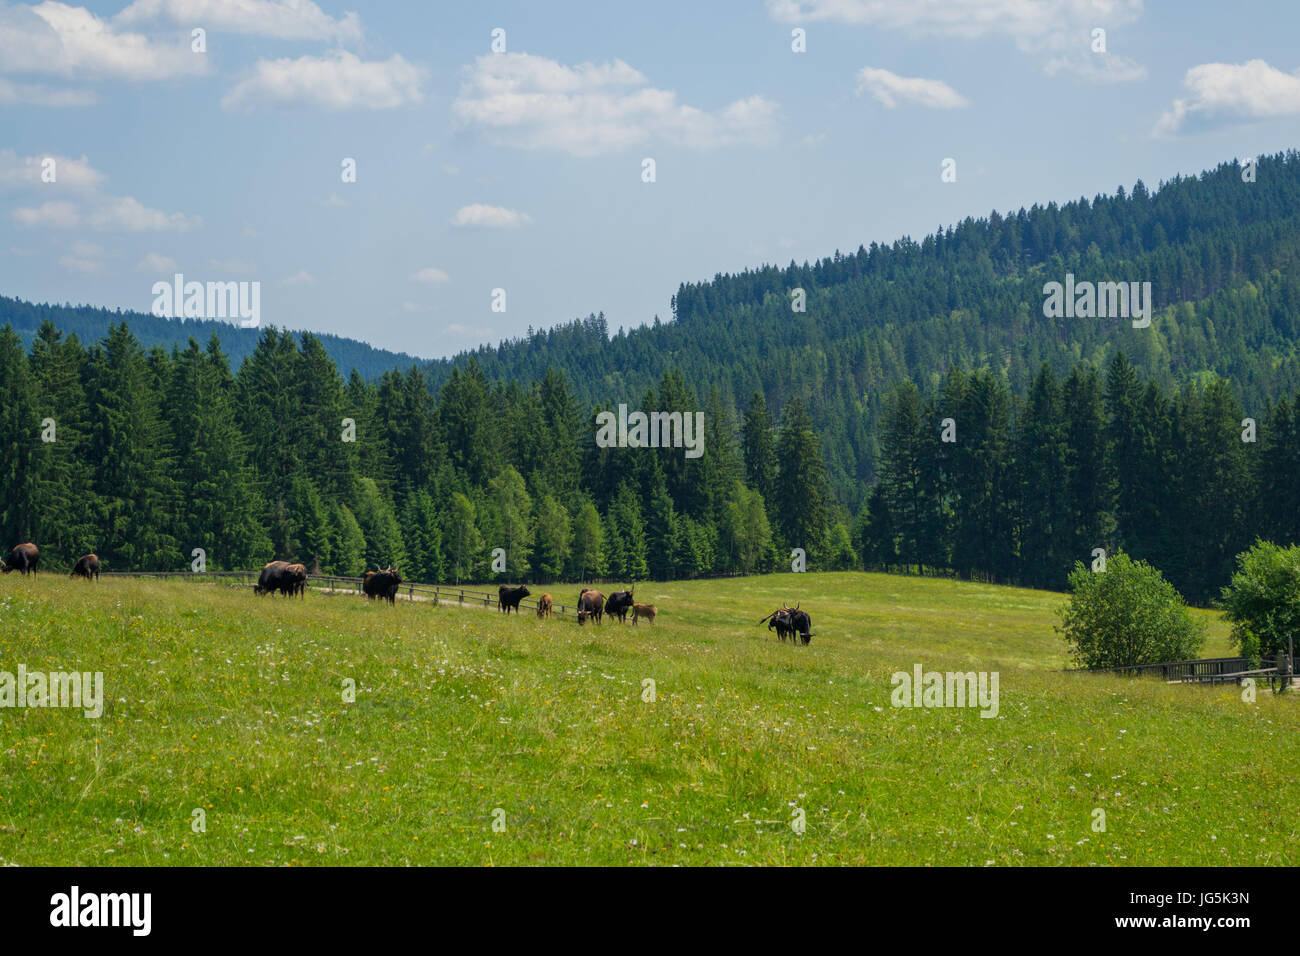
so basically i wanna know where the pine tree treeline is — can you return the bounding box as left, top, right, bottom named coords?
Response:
left=0, top=321, right=832, bottom=583
left=860, top=354, right=1298, bottom=604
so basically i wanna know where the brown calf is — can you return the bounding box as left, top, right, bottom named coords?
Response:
left=631, top=603, right=657, bottom=626
left=536, top=593, right=553, bottom=618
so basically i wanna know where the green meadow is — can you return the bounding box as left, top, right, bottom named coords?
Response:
left=0, top=571, right=1295, bottom=866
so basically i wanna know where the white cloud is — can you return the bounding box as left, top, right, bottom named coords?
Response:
left=1154, top=60, right=1300, bottom=137
left=410, top=266, right=450, bottom=284
left=0, top=150, right=104, bottom=190
left=452, top=52, right=780, bottom=156
left=0, top=78, right=94, bottom=105
left=0, top=1, right=205, bottom=81
left=281, top=269, right=315, bottom=285
left=115, top=0, right=362, bottom=43
left=855, top=67, right=969, bottom=109
left=12, top=200, right=80, bottom=227
left=221, top=50, right=424, bottom=112
left=315, top=192, right=347, bottom=207
left=449, top=203, right=531, bottom=228
left=60, top=239, right=105, bottom=274
left=137, top=251, right=178, bottom=272
left=88, top=195, right=199, bottom=231
left=768, top=0, right=1146, bottom=82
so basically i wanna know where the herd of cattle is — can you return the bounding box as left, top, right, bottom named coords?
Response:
left=4, top=542, right=813, bottom=643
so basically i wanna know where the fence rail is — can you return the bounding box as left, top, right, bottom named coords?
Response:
left=1067, top=654, right=1294, bottom=688
left=99, top=569, right=580, bottom=616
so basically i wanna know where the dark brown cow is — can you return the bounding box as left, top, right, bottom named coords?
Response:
left=577, top=588, right=604, bottom=625
left=1, top=542, right=39, bottom=575
left=363, top=568, right=402, bottom=604
left=285, top=563, right=308, bottom=598
left=759, top=607, right=795, bottom=642
left=536, top=593, right=553, bottom=619
left=70, top=553, right=100, bottom=581
left=498, top=584, right=530, bottom=614
left=254, top=560, right=292, bottom=596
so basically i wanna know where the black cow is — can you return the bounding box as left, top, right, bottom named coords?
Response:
left=788, top=606, right=813, bottom=645
left=577, top=588, right=604, bottom=625
left=605, top=588, right=634, bottom=623
left=71, top=553, right=100, bottom=581
left=1, top=542, right=39, bottom=575
left=255, top=560, right=294, bottom=596
left=760, top=607, right=794, bottom=642
left=363, top=568, right=402, bottom=604
left=498, top=584, right=530, bottom=614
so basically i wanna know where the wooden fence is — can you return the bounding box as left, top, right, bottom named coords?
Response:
left=1067, top=654, right=1292, bottom=688
left=100, top=570, right=581, bottom=617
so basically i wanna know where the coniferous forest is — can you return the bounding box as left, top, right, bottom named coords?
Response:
left=3, top=152, right=1300, bottom=603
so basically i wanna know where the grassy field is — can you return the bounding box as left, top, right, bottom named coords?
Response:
left=0, top=570, right=1295, bottom=866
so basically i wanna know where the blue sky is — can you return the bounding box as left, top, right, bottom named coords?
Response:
left=2, top=0, right=1299, bottom=357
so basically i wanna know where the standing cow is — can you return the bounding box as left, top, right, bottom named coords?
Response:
left=536, top=593, right=553, bottom=619
left=605, top=588, right=634, bottom=623
left=577, top=588, right=604, bottom=625
left=631, top=603, right=657, bottom=626
left=285, top=563, right=308, bottom=598
left=758, top=607, right=795, bottom=642
left=363, top=568, right=402, bottom=604
left=498, top=584, right=530, bottom=614
left=788, top=606, right=814, bottom=645
left=255, top=560, right=292, bottom=596
left=71, top=553, right=100, bottom=581
left=1, top=542, right=39, bottom=575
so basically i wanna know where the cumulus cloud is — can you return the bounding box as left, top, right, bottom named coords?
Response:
left=0, top=77, right=94, bottom=105
left=1154, top=59, right=1300, bottom=137
left=0, top=1, right=204, bottom=81
left=0, top=150, right=105, bottom=190
left=137, top=251, right=179, bottom=272
left=60, top=239, right=105, bottom=274
left=221, top=50, right=424, bottom=112
left=7, top=152, right=200, bottom=231
left=768, top=0, right=1146, bottom=82
left=115, top=0, right=362, bottom=43
left=452, top=52, right=781, bottom=156
left=410, top=266, right=450, bottom=284
left=855, top=67, right=969, bottom=109
left=449, top=204, right=531, bottom=228
left=281, top=269, right=315, bottom=285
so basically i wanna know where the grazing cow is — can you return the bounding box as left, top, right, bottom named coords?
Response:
left=255, top=560, right=293, bottom=596
left=70, top=553, right=100, bottom=581
left=536, top=593, right=553, bottom=619
left=285, top=562, right=308, bottom=598
left=577, top=589, right=604, bottom=625
left=788, top=605, right=814, bottom=645
left=758, top=607, right=795, bottom=642
left=363, top=568, right=402, bottom=604
left=631, top=603, right=657, bottom=626
left=605, top=588, right=635, bottom=623
left=0, top=542, right=38, bottom=575
left=498, top=584, right=530, bottom=614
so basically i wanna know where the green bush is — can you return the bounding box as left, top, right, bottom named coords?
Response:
left=1057, top=552, right=1205, bottom=668
left=1217, top=540, right=1300, bottom=662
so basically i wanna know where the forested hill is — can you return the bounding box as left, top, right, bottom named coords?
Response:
left=8, top=151, right=1300, bottom=515
left=426, top=151, right=1300, bottom=511
left=0, top=296, right=424, bottom=381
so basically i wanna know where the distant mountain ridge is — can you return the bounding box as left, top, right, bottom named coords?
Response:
left=0, top=296, right=426, bottom=380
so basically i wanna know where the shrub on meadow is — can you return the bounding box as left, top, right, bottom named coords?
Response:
left=1057, top=552, right=1205, bottom=668
left=1217, top=540, right=1300, bottom=662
